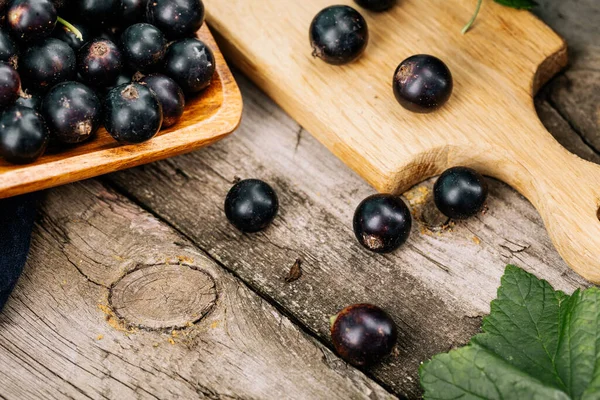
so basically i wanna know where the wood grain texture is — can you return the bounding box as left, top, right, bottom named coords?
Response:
left=0, top=180, right=394, bottom=400
left=108, top=73, right=590, bottom=398
left=0, top=25, right=243, bottom=200
left=204, top=0, right=600, bottom=283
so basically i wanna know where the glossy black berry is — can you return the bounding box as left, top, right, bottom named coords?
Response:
left=138, top=73, right=185, bottom=128
left=224, top=179, right=279, bottom=233
left=120, top=23, right=166, bottom=72
left=19, top=38, right=76, bottom=93
left=146, top=0, right=205, bottom=40
left=7, top=0, right=56, bottom=42
left=353, top=194, right=411, bottom=253
left=310, top=5, right=368, bottom=65
left=0, top=62, right=20, bottom=109
left=354, top=0, right=395, bottom=11
left=163, top=38, right=215, bottom=94
left=119, top=0, right=146, bottom=26
left=15, top=91, right=42, bottom=110
left=0, top=30, right=18, bottom=67
left=41, top=81, right=102, bottom=144
left=433, top=167, right=488, bottom=219
left=393, top=54, right=453, bottom=113
left=104, top=83, right=162, bottom=144
left=331, top=304, right=397, bottom=367
left=0, top=105, right=49, bottom=163
left=75, top=0, right=119, bottom=26
left=52, top=20, right=93, bottom=51
left=78, top=39, right=122, bottom=87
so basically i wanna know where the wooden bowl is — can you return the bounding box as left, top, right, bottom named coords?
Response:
left=0, top=25, right=243, bottom=199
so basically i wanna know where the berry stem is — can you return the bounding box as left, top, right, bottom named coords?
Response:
left=462, top=0, right=483, bottom=34
left=57, top=16, right=83, bottom=41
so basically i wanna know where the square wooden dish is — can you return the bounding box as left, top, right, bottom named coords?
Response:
left=0, top=25, right=243, bottom=199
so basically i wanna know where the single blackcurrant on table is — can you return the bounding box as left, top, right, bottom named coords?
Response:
left=78, top=39, right=123, bottom=88
left=19, top=37, right=76, bottom=93
left=164, top=38, right=215, bottom=94
left=225, top=179, right=279, bottom=233
left=434, top=166, right=488, bottom=219
left=146, top=0, right=205, bottom=40
left=138, top=74, right=185, bottom=128
left=0, top=105, right=49, bottom=164
left=41, top=81, right=102, bottom=144
left=120, top=23, right=167, bottom=72
left=353, top=194, right=412, bottom=253
left=393, top=54, right=453, bottom=113
left=104, top=83, right=163, bottom=144
left=310, top=5, right=368, bottom=65
left=331, top=304, right=397, bottom=367
left=0, top=62, right=20, bottom=109
left=354, top=0, right=396, bottom=12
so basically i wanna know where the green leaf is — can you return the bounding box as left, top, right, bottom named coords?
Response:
left=493, top=0, right=538, bottom=10
left=420, top=265, right=600, bottom=399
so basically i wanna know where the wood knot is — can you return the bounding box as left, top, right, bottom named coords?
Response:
left=109, top=263, right=217, bottom=330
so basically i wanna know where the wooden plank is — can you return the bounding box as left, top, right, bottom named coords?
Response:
left=0, top=180, right=394, bottom=400
left=0, top=25, right=243, bottom=199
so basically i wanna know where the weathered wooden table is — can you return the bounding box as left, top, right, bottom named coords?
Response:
left=0, top=1, right=597, bottom=398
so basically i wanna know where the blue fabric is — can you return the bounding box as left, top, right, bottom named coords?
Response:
left=0, top=193, right=38, bottom=311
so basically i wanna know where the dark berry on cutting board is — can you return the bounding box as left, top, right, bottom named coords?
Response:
left=52, top=20, right=93, bottom=51
left=354, top=0, right=396, bottom=11
left=138, top=73, right=185, bottom=128
left=353, top=194, right=412, bottom=253
left=78, top=39, right=123, bottom=87
left=0, top=105, right=49, bottom=163
left=15, top=90, right=42, bottom=110
left=393, top=54, right=453, bottom=113
left=120, top=23, right=166, bottom=72
left=163, top=38, right=215, bottom=94
left=0, top=30, right=18, bottom=67
left=7, top=0, right=57, bottom=42
left=104, top=83, right=162, bottom=143
left=310, top=5, right=368, bottom=65
left=0, top=62, right=20, bottom=109
left=433, top=166, right=488, bottom=219
left=41, top=81, right=102, bottom=144
left=146, top=0, right=205, bottom=40
left=75, top=0, right=119, bottom=26
left=224, top=179, right=279, bottom=233
left=331, top=304, right=397, bottom=367
left=19, top=38, right=76, bottom=93
left=119, top=0, right=146, bottom=26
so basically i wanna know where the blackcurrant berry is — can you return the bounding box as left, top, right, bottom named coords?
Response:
left=78, top=39, right=123, bottom=87
left=119, top=0, right=146, bottom=26
left=393, top=54, right=453, bottom=113
left=19, top=38, right=76, bottom=93
left=224, top=179, right=279, bottom=233
left=52, top=20, right=93, bottom=51
left=163, top=38, right=215, bottom=94
left=353, top=194, right=411, bottom=253
left=331, top=304, right=397, bottom=367
left=7, top=0, right=57, bottom=42
left=433, top=167, right=488, bottom=219
left=41, top=81, right=102, bottom=144
left=138, top=73, right=185, bottom=128
left=0, top=62, right=20, bottom=109
left=120, top=23, right=167, bottom=72
left=15, top=90, right=42, bottom=110
left=146, top=0, right=205, bottom=40
left=354, top=0, right=396, bottom=12
left=310, top=5, right=368, bottom=65
left=0, top=105, right=49, bottom=164
left=104, top=83, right=163, bottom=144
left=0, top=30, right=18, bottom=68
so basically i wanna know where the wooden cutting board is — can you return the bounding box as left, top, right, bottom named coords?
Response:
left=205, top=0, right=600, bottom=283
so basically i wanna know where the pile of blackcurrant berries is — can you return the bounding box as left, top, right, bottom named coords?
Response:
left=310, top=1, right=453, bottom=113
left=0, top=0, right=214, bottom=165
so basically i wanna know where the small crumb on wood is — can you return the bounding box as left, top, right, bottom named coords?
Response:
left=168, top=338, right=176, bottom=345
left=472, top=236, right=481, bottom=245
left=285, top=258, right=303, bottom=283
left=177, top=255, right=194, bottom=264
left=210, top=321, right=219, bottom=329
left=96, top=334, right=104, bottom=341
left=232, top=176, right=241, bottom=184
